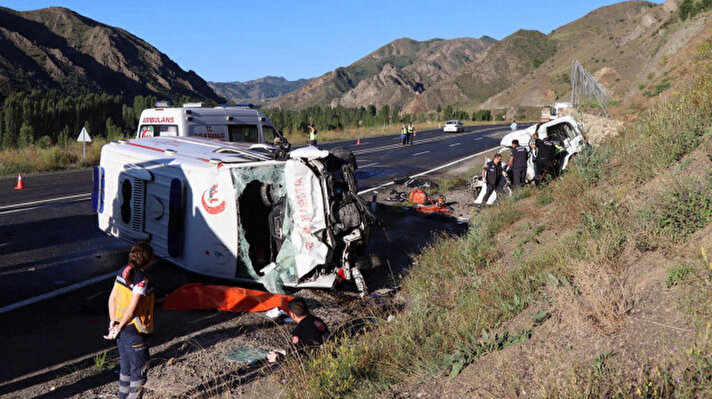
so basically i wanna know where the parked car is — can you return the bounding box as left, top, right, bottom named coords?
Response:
left=443, top=120, right=464, bottom=133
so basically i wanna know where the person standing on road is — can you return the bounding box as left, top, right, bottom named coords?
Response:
left=479, top=153, right=505, bottom=206
left=406, top=122, right=414, bottom=146
left=510, top=119, right=518, bottom=131
left=308, top=124, right=318, bottom=147
left=507, top=139, right=528, bottom=188
left=105, top=242, right=155, bottom=399
left=401, top=124, right=408, bottom=146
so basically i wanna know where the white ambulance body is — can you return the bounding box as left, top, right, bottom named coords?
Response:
left=136, top=103, right=288, bottom=150
left=93, top=137, right=373, bottom=293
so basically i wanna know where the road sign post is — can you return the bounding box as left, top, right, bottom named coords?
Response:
left=77, top=127, right=92, bottom=158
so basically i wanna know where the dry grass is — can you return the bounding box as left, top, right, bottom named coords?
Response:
left=0, top=139, right=108, bottom=177
left=271, top=35, right=712, bottom=398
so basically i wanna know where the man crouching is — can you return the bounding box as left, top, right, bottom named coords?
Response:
left=268, top=298, right=330, bottom=362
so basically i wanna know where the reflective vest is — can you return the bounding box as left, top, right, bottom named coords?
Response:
left=113, top=266, right=155, bottom=333
left=309, top=129, right=317, bottom=141
left=407, top=125, right=414, bottom=133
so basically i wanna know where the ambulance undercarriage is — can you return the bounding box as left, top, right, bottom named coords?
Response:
left=94, top=137, right=375, bottom=294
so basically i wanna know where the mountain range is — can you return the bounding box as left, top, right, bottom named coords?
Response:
left=209, top=76, right=309, bottom=105
left=0, top=0, right=705, bottom=116
left=0, top=6, right=221, bottom=101
left=266, top=0, right=702, bottom=115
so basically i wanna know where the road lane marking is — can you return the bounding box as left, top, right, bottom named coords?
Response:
left=0, top=193, right=92, bottom=215
left=412, top=151, right=430, bottom=157
left=474, top=137, right=483, bottom=140
left=449, top=143, right=461, bottom=147
left=0, top=270, right=116, bottom=315
left=0, top=192, right=91, bottom=211
left=361, top=162, right=379, bottom=168
left=353, top=126, right=506, bottom=156
left=358, top=145, right=500, bottom=195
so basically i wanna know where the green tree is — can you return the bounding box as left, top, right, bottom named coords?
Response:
left=18, top=122, right=34, bottom=148
left=443, top=105, right=454, bottom=120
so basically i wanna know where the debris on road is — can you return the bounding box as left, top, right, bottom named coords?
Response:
left=224, top=346, right=270, bottom=365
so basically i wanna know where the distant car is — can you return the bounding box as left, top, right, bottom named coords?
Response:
left=443, top=120, right=464, bottom=133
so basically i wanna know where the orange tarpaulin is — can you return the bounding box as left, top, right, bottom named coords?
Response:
left=163, top=283, right=292, bottom=313
left=416, top=204, right=452, bottom=214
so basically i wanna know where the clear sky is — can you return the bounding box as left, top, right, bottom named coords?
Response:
left=2, top=0, right=663, bottom=82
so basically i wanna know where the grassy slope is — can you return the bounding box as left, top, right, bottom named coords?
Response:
left=277, top=31, right=712, bottom=399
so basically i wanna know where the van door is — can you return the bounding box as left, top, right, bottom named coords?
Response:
left=261, top=125, right=287, bottom=147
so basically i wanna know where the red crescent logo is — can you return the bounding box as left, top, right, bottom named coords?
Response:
left=201, top=184, right=225, bottom=215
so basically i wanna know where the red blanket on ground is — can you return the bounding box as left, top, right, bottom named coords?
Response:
left=163, top=283, right=292, bottom=313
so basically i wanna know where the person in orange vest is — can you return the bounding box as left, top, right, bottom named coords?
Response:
left=105, top=242, right=156, bottom=399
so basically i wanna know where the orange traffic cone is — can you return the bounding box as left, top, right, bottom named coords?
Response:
left=14, top=173, right=24, bottom=190
left=356, top=137, right=361, bottom=146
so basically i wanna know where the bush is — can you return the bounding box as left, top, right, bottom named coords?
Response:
left=472, top=110, right=492, bottom=121
left=645, top=177, right=712, bottom=243
left=665, top=263, right=693, bottom=287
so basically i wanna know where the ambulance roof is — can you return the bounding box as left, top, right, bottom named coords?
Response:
left=141, top=106, right=263, bottom=118
left=108, top=136, right=276, bottom=167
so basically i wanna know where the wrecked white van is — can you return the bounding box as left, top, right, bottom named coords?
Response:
left=92, top=137, right=374, bottom=294
left=473, top=116, right=588, bottom=204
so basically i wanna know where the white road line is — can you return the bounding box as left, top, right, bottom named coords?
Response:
left=474, top=137, right=483, bottom=140
left=449, top=143, right=462, bottom=148
left=361, top=162, right=379, bottom=168
left=0, top=192, right=91, bottom=211
left=357, top=145, right=500, bottom=195
left=0, top=195, right=92, bottom=216
left=0, top=271, right=116, bottom=315
left=412, top=151, right=430, bottom=157
left=354, top=126, right=505, bottom=156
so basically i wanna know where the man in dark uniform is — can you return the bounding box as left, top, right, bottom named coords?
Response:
left=529, top=131, right=542, bottom=182
left=507, top=139, right=528, bottom=188
left=535, top=136, right=557, bottom=183
left=480, top=153, right=505, bottom=206
left=267, top=298, right=330, bottom=363
left=288, top=298, right=329, bottom=350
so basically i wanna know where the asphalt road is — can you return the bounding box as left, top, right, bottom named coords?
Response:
left=0, top=123, right=517, bottom=310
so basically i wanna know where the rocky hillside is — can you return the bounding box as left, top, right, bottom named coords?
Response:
left=0, top=6, right=221, bottom=101
left=404, top=30, right=556, bottom=113
left=268, top=36, right=497, bottom=110
left=480, top=0, right=703, bottom=112
left=270, top=0, right=704, bottom=115
left=209, top=76, right=310, bottom=104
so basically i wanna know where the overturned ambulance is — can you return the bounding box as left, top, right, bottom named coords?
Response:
left=93, top=137, right=375, bottom=294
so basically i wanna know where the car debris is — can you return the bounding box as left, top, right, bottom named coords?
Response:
left=93, top=137, right=375, bottom=296
left=472, top=116, right=589, bottom=205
